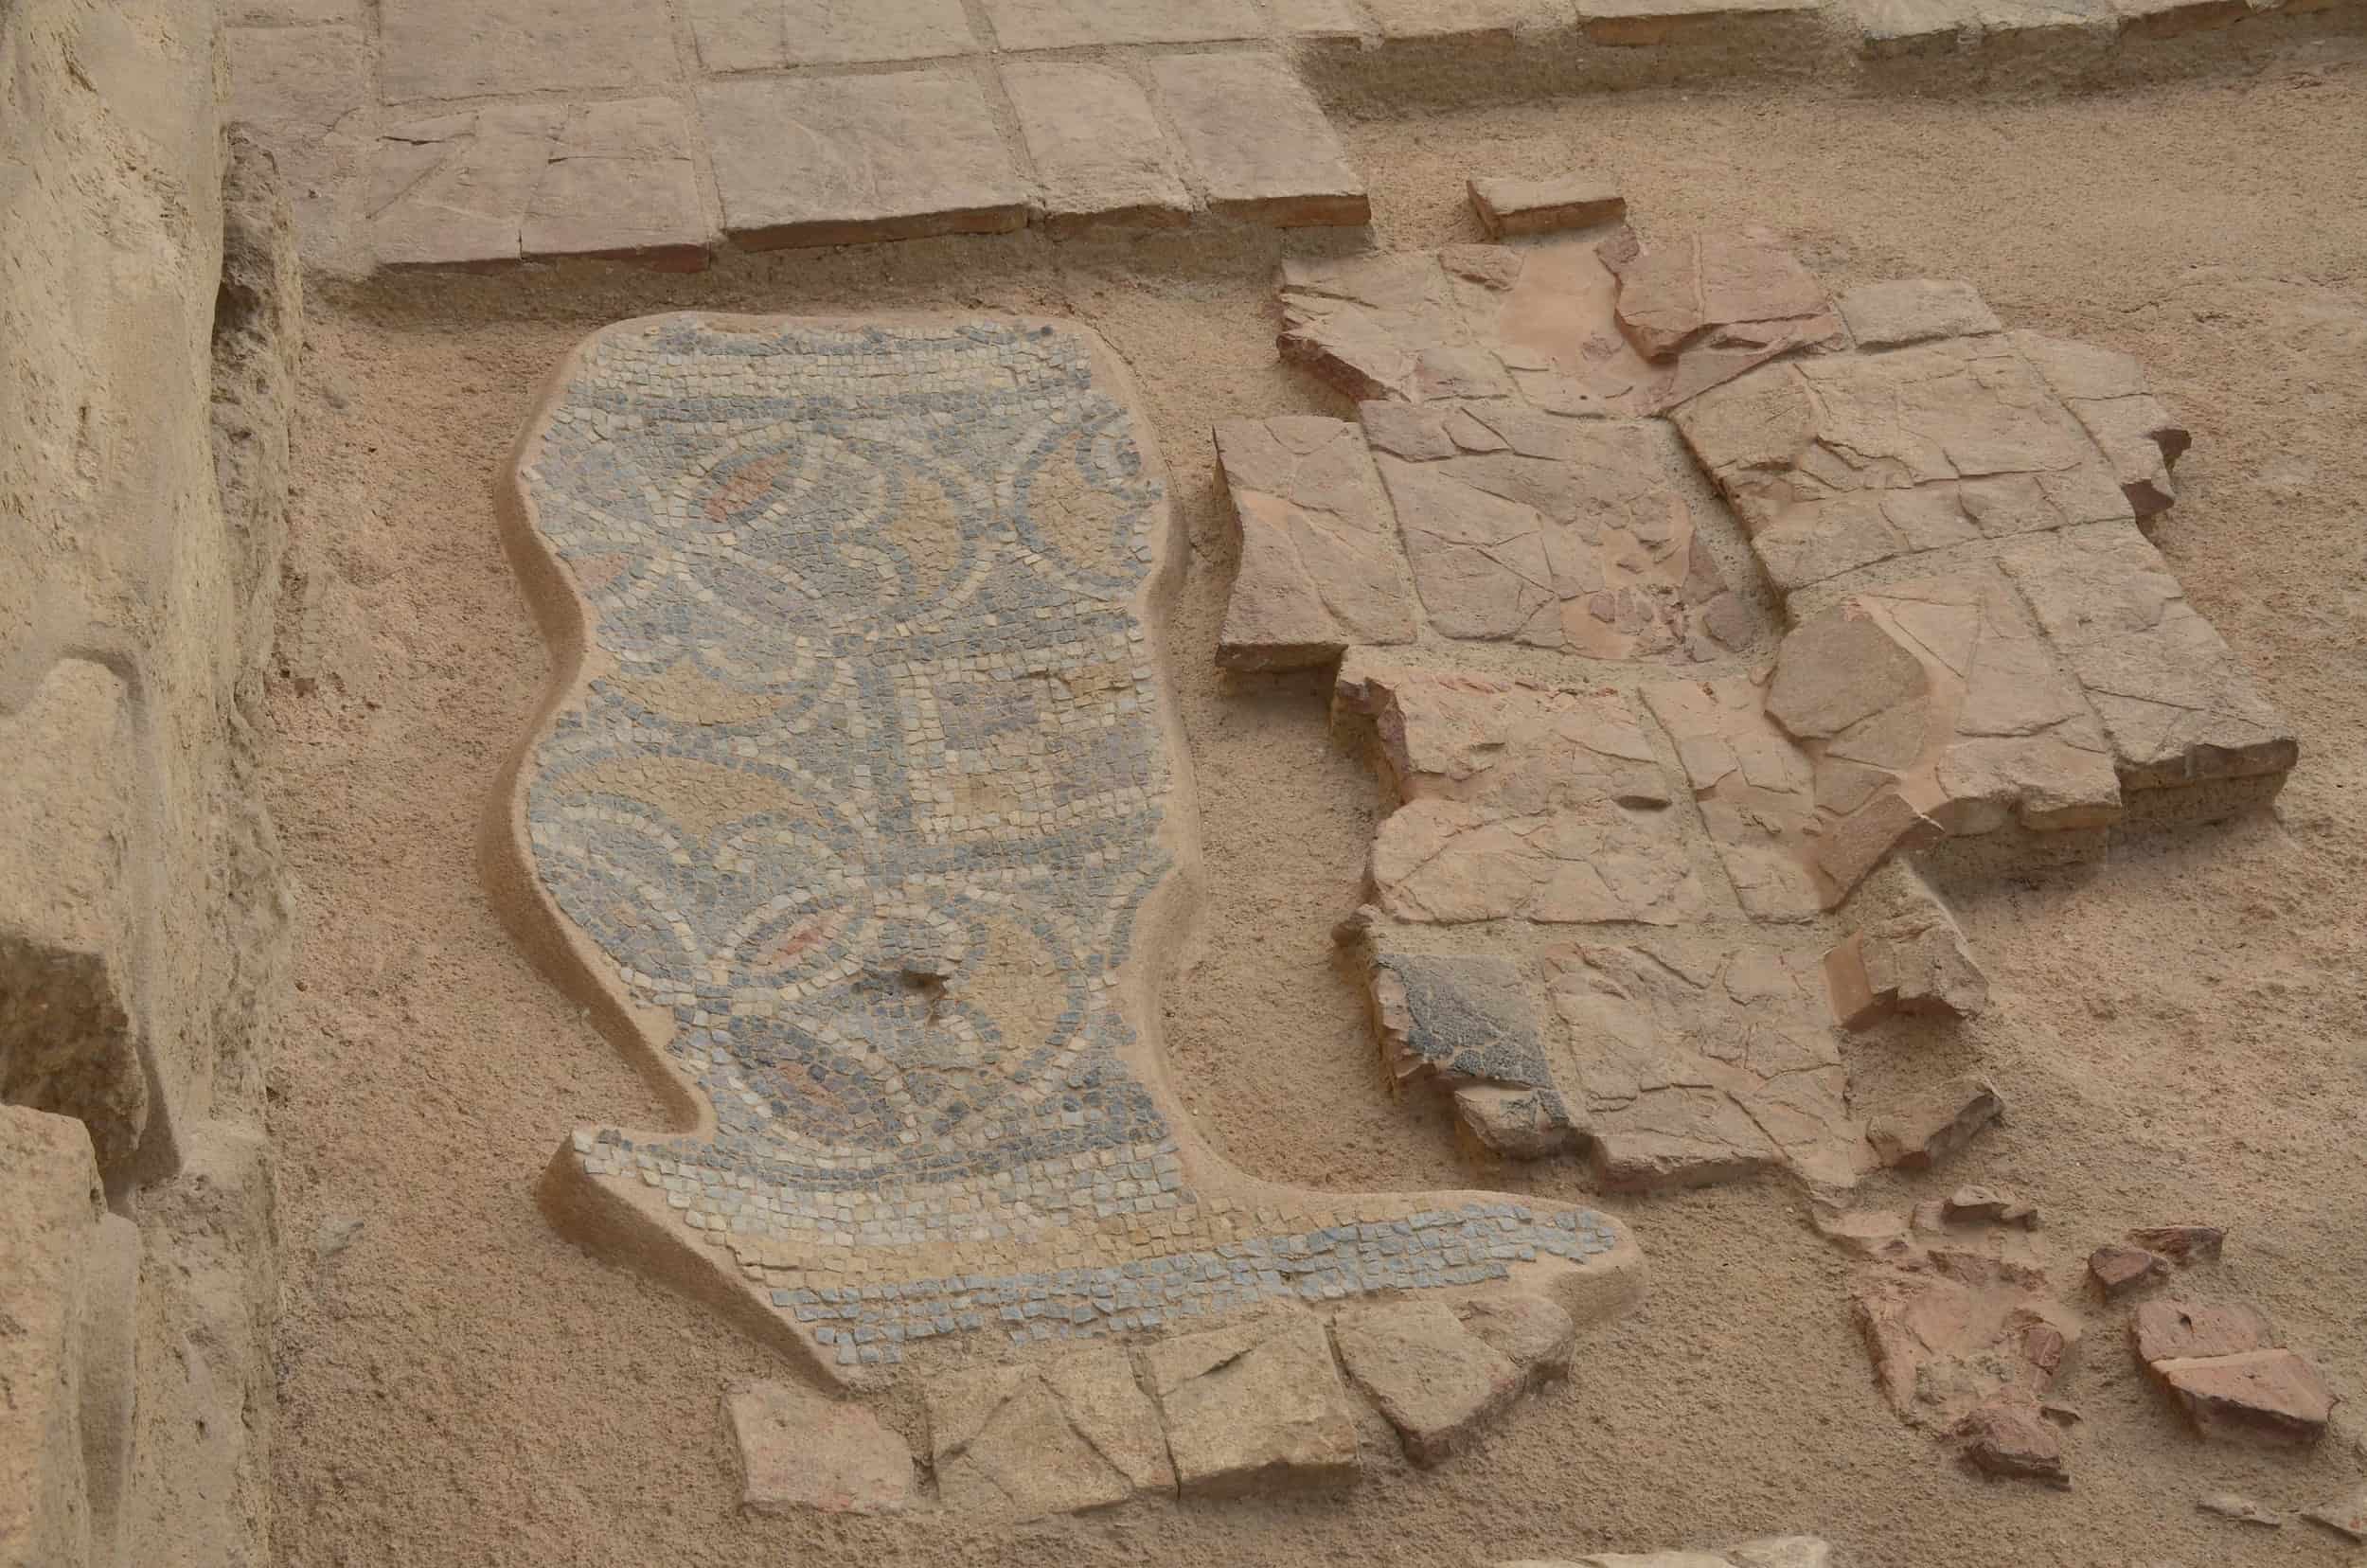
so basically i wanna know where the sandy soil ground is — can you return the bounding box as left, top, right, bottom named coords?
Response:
left=266, top=55, right=2367, bottom=1568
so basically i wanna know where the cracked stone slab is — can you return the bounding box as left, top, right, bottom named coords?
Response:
left=1838, top=278, right=2004, bottom=349
left=1369, top=411, right=1750, bottom=661
left=1143, top=1312, right=1362, bottom=1497
left=1215, top=417, right=1416, bottom=668
left=1332, top=1297, right=1530, bottom=1464
left=1998, top=522, right=2296, bottom=793
left=697, top=72, right=1027, bottom=250
left=1603, top=227, right=1842, bottom=392
left=2011, top=330, right=2191, bottom=518
left=1148, top=53, right=1367, bottom=227
left=685, top=0, right=979, bottom=71
left=727, top=1381, right=917, bottom=1514
left=926, top=1346, right=1173, bottom=1519
left=983, top=0, right=1263, bottom=46
left=1671, top=334, right=2134, bottom=595
left=1353, top=935, right=1579, bottom=1159
left=1005, top=63, right=1191, bottom=235
left=1823, top=860, right=1988, bottom=1028
left=520, top=98, right=708, bottom=268
left=1851, top=1245, right=2079, bottom=1435
left=381, top=0, right=667, bottom=100
left=1542, top=941, right=1863, bottom=1191
left=369, top=105, right=563, bottom=269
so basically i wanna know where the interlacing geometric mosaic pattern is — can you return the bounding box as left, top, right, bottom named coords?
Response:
left=515, top=317, right=1618, bottom=1368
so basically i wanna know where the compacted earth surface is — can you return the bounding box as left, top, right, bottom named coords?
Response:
left=262, top=60, right=2367, bottom=1568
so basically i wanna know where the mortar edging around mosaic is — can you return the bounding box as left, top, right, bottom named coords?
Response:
left=482, top=311, right=1639, bottom=1381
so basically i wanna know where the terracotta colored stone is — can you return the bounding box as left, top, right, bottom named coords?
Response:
left=698, top=72, right=1026, bottom=250
left=1864, top=1074, right=2002, bottom=1169
left=2128, top=1223, right=2223, bottom=1263
left=1470, top=174, right=1626, bottom=238
left=982, top=0, right=1262, bottom=46
left=1959, top=1399, right=2068, bottom=1484
left=1853, top=1252, right=2081, bottom=1434
left=1638, top=674, right=1828, bottom=918
left=1149, top=54, right=1367, bottom=227
left=926, top=1348, right=1173, bottom=1520
left=1006, top=64, right=1191, bottom=234
left=1600, top=227, right=1842, bottom=403
left=1371, top=417, right=1747, bottom=661
left=1814, top=1205, right=1916, bottom=1261
left=2303, top=1484, right=2367, bottom=1541
left=1214, top=418, right=1415, bottom=668
left=1942, top=1185, right=2035, bottom=1227
left=1824, top=862, right=1989, bottom=1028
left=1544, top=941, right=1862, bottom=1190
left=1332, top=1298, right=1527, bottom=1464
left=726, top=1381, right=916, bottom=1514
left=2000, top=523, right=2297, bottom=793
left=370, top=106, right=561, bottom=269
left=1672, top=336, right=2133, bottom=594
left=685, top=0, right=977, bottom=71
left=2151, top=1349, right=2336, bottom=1444
left=521, top=98, right=708, bottom=268
left=2198, top=1491, right=2285, bottom=1527
left=2013, top=331, right=2189, bottom=517
left=381, top=0, right=663, bottom=100
left=2131, top=1299, right=2273, bottom=1363
left=2087, top=1242, right=2169, bottom=1299
left=1143, top=1313, right=1362, bottom=1497
left=1371, top=797, right=1705, bottom=926
left=1838, top=278, right=2002, bottom=349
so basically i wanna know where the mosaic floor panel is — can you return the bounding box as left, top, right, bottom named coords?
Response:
left=495, top=314, right=1633, bottom=1375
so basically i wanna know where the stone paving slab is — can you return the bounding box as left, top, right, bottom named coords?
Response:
left=1149, top=53, right=1370, bottom=227
left=982, top=0, right=1265, bottom=47
left=1215, top=416, right=1417, bottom=669
left=501, top=313, right=1639, bottom=1382
left=379, top=0, right=670, bottom=101
left=686, top=0, right=979, bottom=71
left=520, top=99, right=707, bottom=269
left=1005, top=62, right=1193, bottom=235
left=370, top=105, right=564, bottom=270
left=697, top=72, right=1028, bottom=250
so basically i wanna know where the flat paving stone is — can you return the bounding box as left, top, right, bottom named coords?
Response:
left=370, top=105, right=562, bottom=269
left=1579, top=0, right=1824, bottom=43
left=1004, top=62, right=1192, bottom=235
left=1215, top=417, right=1417, bottom=668
left=927, top=1348, right=1173, bottom=1519
left=1361, top=0, right=1575, bottom=38
left=697, top=72, right=1027, bottom=249
left=1149, top=53, right=1370, bottom=228
left=1838, top=277, right=2003, bottom=348
left=685, top=0, right=979, bottom=72
left=521, top=98, right=708, bottom=268
left=1144, top=1314, right=1362, bottom=1496
left=380, top=0, right=668, bottom=101
left=981, top=0, right=1264, bottom=47
left=728, top=1381, right=916, bottom=1514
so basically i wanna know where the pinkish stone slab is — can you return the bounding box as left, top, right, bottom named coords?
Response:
left=1149, top=54, right=1368, bottom=227
left=1005, top=63, right=1191, bottom=234
left=522, top=98, right=708, bottom=268
left=697, top=72, right=1027, bottom=250
left=1216, top=418, right=1417, bottom=669
left=369, top=105, right=561, bottom=269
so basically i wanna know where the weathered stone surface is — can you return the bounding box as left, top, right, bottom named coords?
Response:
left=1814, top=1204, right=1917, bottom=1261
left=1578, top=0, right=1824, bottom=43
left=1144, top=1314, right=1362, bottom=1497
left=1373, top=799, right=1703, bottom=926
left=698, top=72, right=1026, bottom=250
left=1673, top=336, right=2133, bottom=594
left=1360, top=941, right=1578, bottom=1159
left=1838, top=278, right=2002, bottom=349
left=520, top=98, right=708, bottom=268
left=1853, top=1248, right=2079, bottom=1434
left=0, top=1107, right=110, bottom=1568
left=1544, top=941, right=1861, bottom=1190
left=1470, top=174, right=1626, bottom=238
left=1958, top=1399, right=2068, bottom=1484
left=369, top=105, right=561, bottom=270
left=926, top=1347, right=1173, bottom=1520
left=1501, top=1544, right=1833, bottom=1568
left=2152, top=1349, right=2336, bottom=1444
left=2087, top=1242, right=2169, bottom=1299
left=1824, top=860, right=1989, bottom=1027
left=1371, top=416, right=1748, bottom=660
left=1639, top=674, right=1828, bottom=918
left=1215, top=418, right=1415, bottom=668
left=1942, top=1186, right=2035, bottom=1227
left=1362, top=0, right=1569, bottom=36
left=1601, top=227, right=1842, bottom=404
left=1864, top=1074, right=2001, bottom=1169
left=1006, top=64, right=1191, bottom=234
left=0, top=660, right=148, bottom=1172
left=1273, top=0, right=1368, bottom=35
left=2303, top=1484, right=2367, bottom=1541
left=1851, top=0, right=2117, bottom=61
left=2011, top=330, right=2189, bottom=517
left=1149, top=54, right=1367, bottom=227
left=726, top=1381, right=916, bottom=1515
left=984, top=0, right=1262, bottom=46
left=685, top=0, right=977, bottom=71
left=2000, top=523, right=2295, bottom=794
left=2199, top=1491, right=2286, bottom=1527
left=1458, top=1292, right=1576, bottom=1377
left=2128, top=1223, right=2223, bottom=1263
left=380, top=0, right=664, bottom=99
left=2132, top=1300, right=2273, bottom=1363
left=1333, top=1298, right=1528, bottom=1464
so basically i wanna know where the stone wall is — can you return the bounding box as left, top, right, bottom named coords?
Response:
left=0, top=0, right=300, bottom=1562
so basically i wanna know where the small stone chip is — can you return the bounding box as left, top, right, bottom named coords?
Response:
left=1468, top=173, right=1626, bottom=238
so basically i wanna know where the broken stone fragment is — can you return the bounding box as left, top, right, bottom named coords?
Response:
left=2086, top=1243, right=2169, bottom=1300
left=1148, top=52, right=1368, bottom=227
left=1852, top=1251, right=2080, bottom=1437
left=725, top=1381, right=917, bottom=1515
left=1004, top=62, right=1193, bottom=234
left=2303, top=1483, right=2367, bottom=1541
left=2150, top=1349, right=2336, bottom=1445
left=1864, top=1075, right=2002, bottom=1170
left=1812, top=1205, right=1915, bottom=1262
left=1824, top=861, right=1989, bottom=1030
left=1944, top=1186, right=2037, bottom=1227
left=1468, top=173, right=1626, bottom=238
left=1957, top=1399, right=2069, bottom=1486
left=1331, top=1297, right=1528, bottom=1465
left=1213, top=416, right=1417, bottom=669
left=2011, top=330, right=2191, bottom=518
left=1457, top=1292, right=1576, bottom=1378
left=1442, top=243, right=1524, bottom=290
left=1369, top=797, right=1706, bottom=927
left=2131, top=1299, right=2273, bottom=1363
left=2198, top=1491, right=2285, bottom=1528
left=2127, top=1223, right=2223, bottom=1263
left=1359, top=943, right=1579, bottom=1160
left=1143, top=1312, right=1362, bottom=1497
left=925, top=1346, right=1173, bottom=1520
left=1604, top=225, right=1841, bottom=366
left=1837, top=277, right=2003, bottom=349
